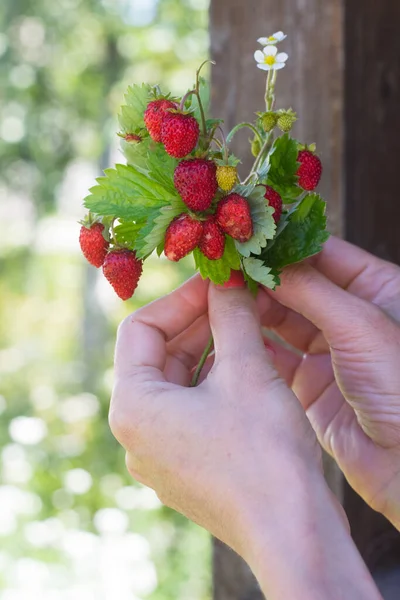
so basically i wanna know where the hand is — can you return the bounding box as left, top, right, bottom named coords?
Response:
left=109, top=273, right=380, bottom=599
left=259, top=236, right=400, bottom=528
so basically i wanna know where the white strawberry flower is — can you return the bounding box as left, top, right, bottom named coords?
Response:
left=257, top=31, right=287, bottom=46
left=254, top=46, right=288, bottom=71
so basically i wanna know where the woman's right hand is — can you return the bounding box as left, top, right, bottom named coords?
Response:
left=258, top=236, right=400, bottom=529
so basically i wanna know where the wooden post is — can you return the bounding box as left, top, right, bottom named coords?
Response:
left=209, top=1, right=400, bottom=597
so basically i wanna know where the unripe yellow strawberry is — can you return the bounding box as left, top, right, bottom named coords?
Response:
left=216, top=165, right=238, bottom=192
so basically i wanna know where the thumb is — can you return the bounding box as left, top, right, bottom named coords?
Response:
left=208, top=271, right=269, bottom=364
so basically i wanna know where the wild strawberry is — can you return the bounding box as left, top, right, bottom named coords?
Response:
left=297, top=150, right=322, bottom=191
left=103, top=249, right=143, bottom=301
left=276, top=109, right=297, bottom=133
left=264, top=185, right=282, bottom=224
left=216, top=193, right=253, bottom=243
left=199, top=218, right=225, bottom=260
left=216, top=165, right=238, bottom=192
left=164, top=214, right=203, bottom=262
left=174, top=159, right=217, bottom=212
left=260, top=111, right=277, bottom=133
left=79, top=222, right=109, bottom=268
left=144, top=99, right=177, bottom=143
left=161, top=112, right=200, bottom=158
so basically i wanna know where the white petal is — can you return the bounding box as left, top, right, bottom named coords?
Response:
left=257, top=63, right=271, bottom=71
left=276, top=52, right=289, bottom=63
left=273, top=62, right=286, bottom=70
left=274, top=31, right=287, bottom=41
left=254, top=50, right=265, bottom=63
left=263, top=45, right=278, bottom=57
left=257, top=37, right=269, bottom=45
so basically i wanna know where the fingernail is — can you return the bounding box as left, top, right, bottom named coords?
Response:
left=220, top=270, right=246, bottom=289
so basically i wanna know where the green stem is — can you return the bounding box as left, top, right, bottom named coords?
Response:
left=268, top=70, right=278, bottom=111
left=195, top=60, right=214, bottom=138
left=179, top=89, right=196, bottom=112
left=265, top=68, right=273, bottom=107
left=190, top=335, right=214, bottom=387
left=217, top=126, right=229, bottom=162
left=244, top=131, right=274, bottom=184
left=226, top=122, right=263, bottom=145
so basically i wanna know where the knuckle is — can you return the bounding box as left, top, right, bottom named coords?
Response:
left=281, top=263, right=315, bottom=288
left=108, top=379, right=138, bottom=446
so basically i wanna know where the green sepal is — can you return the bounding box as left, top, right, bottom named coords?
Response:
left=215, top=154, right=241, bottom=167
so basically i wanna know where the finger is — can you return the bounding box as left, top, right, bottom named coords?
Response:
left=165, top=314, right=212, bottom=385
left=270, top=263, right=386, bottom=347
left=311, top=236, right=388, bottom=291
left=115, top=275, right=209, bottom=379
left=311, top=236, right=400, bottom=320
left=208, top=272, right=268, bottom=365
left=257, top=288, right=327, bottom=354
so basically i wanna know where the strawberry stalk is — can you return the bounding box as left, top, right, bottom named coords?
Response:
left=190, top=334, right=214, bottom=387
left=217, top=125, right=229, bottom=163
left=226, top=122, right=263, bottom=145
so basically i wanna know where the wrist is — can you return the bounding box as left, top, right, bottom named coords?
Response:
left=234, top=463, right=381, bottom=600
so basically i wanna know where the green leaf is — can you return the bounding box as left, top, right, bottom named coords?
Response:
left=120, top=138, right=150, bottom=173
left=242, top=258, right=278, bottom=290
left=134, top=197, right=187, bottom=259
left=234, top=185, right=276, bottom=257
left=84, top=163, right=171, bottom=220
left=193, top=236, right=241, bottom=285
left=189, top=77, right=210, bottom=122
left=260, top=193, right=330, bottom=272
left=113, top=221, right=143, bottom=250
left=267, top=134, right=301, bottom=201
left=118, top=83, right=152, bottom=134
left=121, top=136, right=178, bottom=194
left=145, top=143, right=179, bottom=195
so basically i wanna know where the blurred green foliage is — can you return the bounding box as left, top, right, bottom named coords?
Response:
left=0, top=0, right=211, bottom=598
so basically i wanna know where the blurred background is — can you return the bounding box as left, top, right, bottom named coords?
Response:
left=0, top=1, right=211, bottom=598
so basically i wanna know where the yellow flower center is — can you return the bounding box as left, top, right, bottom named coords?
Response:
left=264, top=55, right=276, bottom=66
left=268, top=36, right=276, bottom=42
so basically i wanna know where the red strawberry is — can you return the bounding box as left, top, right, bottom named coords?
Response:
left=164, top=214, right=203, bottom=262
left=264, top=185, right=282, bottom=224
left=161, top=112, right=200, bottom=158
left=79, top=223, right=109, bottom=268
left=216, top=193, right=253, bottom=243
left=144, top=99, right=177, bottom=143
left=199, top=218, right=225, bottom=260
left=297, top=150, right=322, bottom=191
left=103, top=249, right=143, bottom=301
left=174, top=159, right=217, bottom=212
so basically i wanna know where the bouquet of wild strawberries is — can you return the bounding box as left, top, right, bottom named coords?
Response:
left=80, top=32, right=328, bottom=302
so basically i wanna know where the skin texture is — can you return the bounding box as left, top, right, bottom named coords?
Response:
left=109, top=260, right=384, bottom=599
left=257, top=236, right=400, bottom=530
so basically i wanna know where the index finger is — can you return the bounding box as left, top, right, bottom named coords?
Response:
left=114, top=275, right=209, bottom=380
left=311, top=236, right=400, bottom=296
